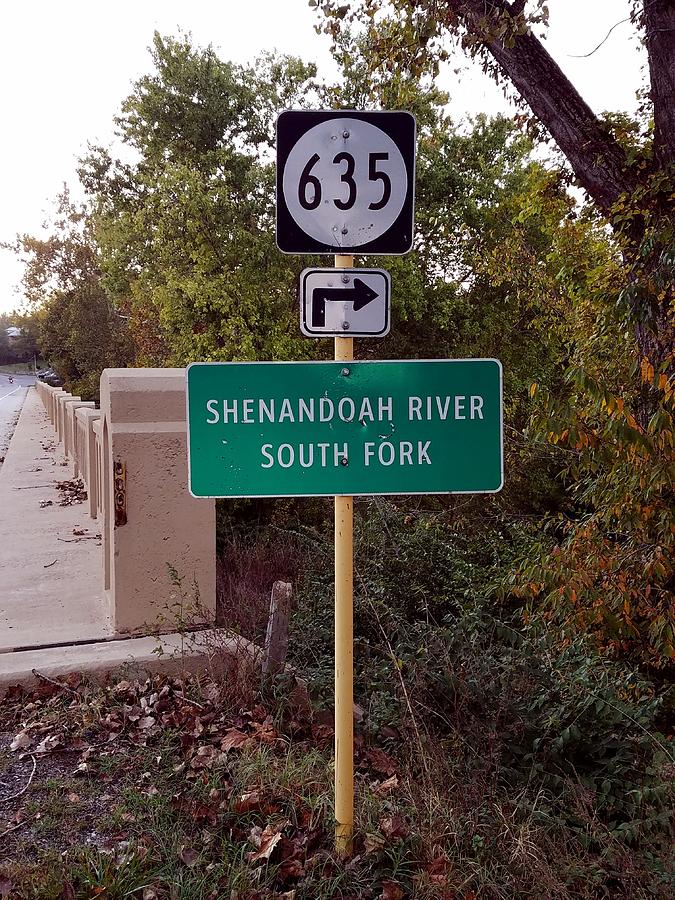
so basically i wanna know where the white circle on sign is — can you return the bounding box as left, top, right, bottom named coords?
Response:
left=282, top=117, right=407, bottom=248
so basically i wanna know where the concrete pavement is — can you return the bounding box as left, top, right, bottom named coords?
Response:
left=1, top=385, right=251, bottom=694
left=0, top=387, right=112, bottom=652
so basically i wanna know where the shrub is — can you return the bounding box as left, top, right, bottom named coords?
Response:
left=289, top=500, right=674, bottom=847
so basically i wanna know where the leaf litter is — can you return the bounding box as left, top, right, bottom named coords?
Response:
left=0, top=671, right=420, bottom=899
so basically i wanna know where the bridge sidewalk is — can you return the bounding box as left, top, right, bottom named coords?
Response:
left=0, top=388, right=112, bottom=653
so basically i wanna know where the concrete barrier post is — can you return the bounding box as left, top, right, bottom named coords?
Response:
left=56, top=394, right=78, bottom=445
left=99, top=369, right=216, bottom=635
left=66, top=401, right=95, bottom=471
left=55, top=393, right=67, bottom=442
left=76, top=408, right=101, bottom=519
left=60, top=397, right=81, bottom=451
left=93, top=419, right=103, bottom=520
left=53, top=389, right=65, bottom=426
left=49, top=388, right=65, bottom=428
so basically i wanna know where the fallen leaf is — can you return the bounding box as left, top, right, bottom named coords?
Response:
left=35, top=733, right=62, bottom=754
left=380, top=880, right=405, bottom=900
left=249, top=721, right=279, bottom=745
left=112, top=680, right=134, bottom=697
left=192, top=718, right=204, bottom=737
left=278, top=856, right=305, bottom=880
left=170, top=792, right=219, bottom=824
left=380, top=814, right=408, bottom=840
left=234, top=790, right=261, bottom=814
left=373, top=774, right=399, bottom=795
left=137, top=716, right=156, bottom=730
left=10, top=730, right=32, bottom=752
left=364, top=833, right=386, bottom=854
left=179, top=846, right=199, bottom=867
left=247, top=821, right=287, bottom=863
left=221, top=728, right=251, bottom=751
left=366, top=748, right=398, bottom=776
left=380, top=725, right=400, bottom=740
left=190, top=745, right=218, bottom=769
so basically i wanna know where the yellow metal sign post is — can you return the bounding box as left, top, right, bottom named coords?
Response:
left=333, top=253, right=354, bottom=855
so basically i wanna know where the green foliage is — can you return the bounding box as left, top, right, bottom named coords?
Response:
left=0, top=317, right=9, bottom=364
left=5, top=190, right=133, bottom=400
left=289, top=502, right=673, bottom=847
left=317, top=0, right=675, bottom=677
left=510, top=187, right=674, bottom=669
left=2, top=664, right=672, bottom=900
left=80, top=33, right=320, bottom=368
left=513, top=368, right=674, bottom=669
left=0, top=313, right=39, bottom=366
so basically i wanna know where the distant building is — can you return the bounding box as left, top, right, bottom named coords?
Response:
left=5, top=326, right=22, bottom=342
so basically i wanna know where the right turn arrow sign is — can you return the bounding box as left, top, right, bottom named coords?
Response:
left=300, top=268, right=391, bottom=338
left=311, top=278, right=379, bottom=328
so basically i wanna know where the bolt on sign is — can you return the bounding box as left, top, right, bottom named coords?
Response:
left=186, top=359, right=503, bottom=498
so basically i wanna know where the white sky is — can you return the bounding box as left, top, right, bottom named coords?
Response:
left=0, top=0, right=645, bottom=315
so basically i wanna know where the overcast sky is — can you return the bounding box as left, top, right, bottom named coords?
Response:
left=0, top=0, right=645, bottom=315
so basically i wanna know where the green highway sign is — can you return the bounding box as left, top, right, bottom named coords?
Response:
left=186, top=359, right=503, bottom=498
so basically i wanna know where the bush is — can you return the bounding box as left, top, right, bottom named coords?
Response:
left=289, top=500, right=674, bottom=847
left=212, top=498, right=672, bottom=891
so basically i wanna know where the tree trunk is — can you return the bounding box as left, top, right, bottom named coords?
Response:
left=443, top=0, right=673, bottom=379
left=447, top=0, right=638, bottom=214
left=644, top=0, right=675, bottom=171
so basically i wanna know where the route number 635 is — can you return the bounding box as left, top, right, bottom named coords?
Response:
left=299, top=151, right=392, bottom=212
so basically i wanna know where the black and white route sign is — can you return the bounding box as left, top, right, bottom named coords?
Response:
left=277, top=110, right=416, bottom=255
left=300, top=268, right=391, bottom=337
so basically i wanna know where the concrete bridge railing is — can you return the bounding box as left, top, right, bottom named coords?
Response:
left=34, top=372, right=216, bottom=637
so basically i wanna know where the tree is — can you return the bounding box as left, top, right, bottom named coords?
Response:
left=319, top=3, right=674, bottom=668
left=4, top=190, right=133, bottom=398
left=0, top=315, right=11, bottom=365
left=83, top=32, right=608, bottom=436
left=6, top=313, right=40, bottom=365
left=79, top=34, right=322, bottom=368
left=319, top=1, right=673, bottom=386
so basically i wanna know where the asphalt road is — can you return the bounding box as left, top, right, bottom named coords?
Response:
left=0, top=374, right=35, bottom=463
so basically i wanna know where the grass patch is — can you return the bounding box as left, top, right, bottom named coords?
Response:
left=0, top=663, right=672, bottom=899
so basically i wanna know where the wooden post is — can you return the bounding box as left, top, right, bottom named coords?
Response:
left=333, top=253, right=354, bottom=855
left=263, top=580, right=292, bottom=676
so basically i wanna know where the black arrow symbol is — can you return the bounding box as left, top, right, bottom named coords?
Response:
left=312, top=278, right=379, bottom=328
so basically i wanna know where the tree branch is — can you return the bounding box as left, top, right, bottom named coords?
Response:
left=447, top=0, right=638, bottom=214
